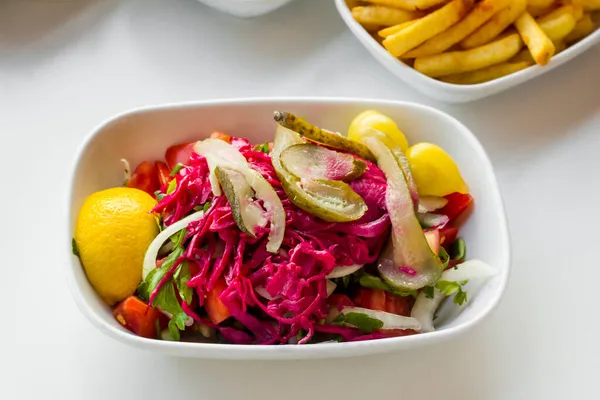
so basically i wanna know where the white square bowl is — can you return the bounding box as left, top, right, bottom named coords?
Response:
left=336, top=0, right=600, bottom=103
left=195, top=0, right=295, bottom=17
left=66, top=97, right=510, bottom=359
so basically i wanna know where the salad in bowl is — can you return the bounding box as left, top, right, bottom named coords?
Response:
left=72, top=108, right=497, bottom=346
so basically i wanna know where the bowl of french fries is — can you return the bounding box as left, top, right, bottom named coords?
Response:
left=336, top=0, right=600, bottom=102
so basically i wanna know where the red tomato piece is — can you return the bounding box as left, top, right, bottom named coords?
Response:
left=155, top=161, right=171, bottom=188
left=126, top=161, right=159, bottom=196
left=440, top=226, right=458, bottom=248
left=354, top=288, right=413, bottom=316
left=113, top=296, right=168, bottom=339
left=354, top=288, right=387, bottom=312
left=205, top=280, right=231, bottom=325
left=210, top=131, right=232, bottom=143
left=439, top=193, right=473, bottom=222
left=327, top=294, right=354, bottom=311
left=165, top=142, right=195, bottom=170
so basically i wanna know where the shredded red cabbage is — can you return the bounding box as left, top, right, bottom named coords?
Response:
left=150, top=138, right=392, bottom=344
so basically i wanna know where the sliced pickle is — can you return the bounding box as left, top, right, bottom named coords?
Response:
left=273, top=111, right=376, bottom=162
left=362, top=128, right=419, bottom=210
left=361, top=136, right=443, bottom=291
left=215, top=166, right=266, bottom=237
left=280, top=143, right=366, bottom=182
left=273, top=125, right=367, bottom=222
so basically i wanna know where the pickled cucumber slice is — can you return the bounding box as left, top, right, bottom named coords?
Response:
left=273, top=125, right=367, bottom=222
left=273, top=111, right=376, bottom=162
left=215, top=166, right=266, bottom=237
left=280, top=143, right=366, bottom=182
left=361, top=135, right=443, bottom=291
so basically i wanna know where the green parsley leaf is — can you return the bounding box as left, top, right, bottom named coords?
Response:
left=334, top=312, right=384, bottom=334
left=253, top=142, right=270, bottom=154
left=296, top=329, right=305, bottom=342
left=438, top=246, right=450, bottom=269
left=173, top=261, right=193, bottom=305
left=166, top=179, right=177, bottom=194
left=451, top=238, right=466, bottom=262
left=170, top=163, right=184, bottom=176
left=435, top=280, right=469, bottom=306
left=71, top=238, right=80, bottom=257
left=154, top=190, right=166, bottom=201
left=423, top=286, right=435, bottom=299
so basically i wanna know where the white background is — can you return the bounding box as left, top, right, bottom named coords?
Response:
left=1, top=0, right=599, bottom=398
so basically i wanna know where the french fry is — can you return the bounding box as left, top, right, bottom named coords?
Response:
left=538, top=4, right=584, bottom=23
left=378, top=20, right=418, bottom=38
left=570, top=0, right=600, bottom=11
left=554, top=40, right=567, bottom=53
left=537, top=12, right=577, bottom=42
left=514, top=12, right=556, bottom=65
left=352, top=6, right=423, bottom=27
left=510, top=48, right=534, bottom=63
left=414, top=33, right=523, bottom=77
left=404, top=0, right=510, bottom=58
left=527, top=0, right=556, bottom=8
left=564, top=13, right=596, bottom=43
left=363, top=0, right=449, bottom=11
left=382, top=0, right=474, bottom=57
left=527, top=3, right=560, bottom=17
left=440, top=61, right=533, bottom=84
left=460, top=0, right=527, bottom=49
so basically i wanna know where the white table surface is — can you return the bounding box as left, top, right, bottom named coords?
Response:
left=2, top=0, right=599, bottom=398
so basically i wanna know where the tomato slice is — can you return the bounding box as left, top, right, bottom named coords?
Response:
left=440, top=226, right=458, bottom=249
left=327, top=294, right=354, bottom=311
left=205, top=279, right=231, bottom=325
left=155, top=161, right=171, bottom=188
left=354, top=288, right=412, bottom=316
left=439, top=193, right=473, bottom=222
left=126, top=161, right=159, bottom=196
left=113, top=296, right=168, bottom=339
left=210, top=131, right=232, bottom=143
left=165, top=142, right=196, bottom=170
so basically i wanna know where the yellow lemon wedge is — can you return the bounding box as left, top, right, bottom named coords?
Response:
left=74, top=187, right=159, bottom=305
left=406, top=143, right=469, bottom=197
left=348, top=110, right=409, bottom=152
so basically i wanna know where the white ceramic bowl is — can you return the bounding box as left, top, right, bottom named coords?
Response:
left=195, top=0, right=294, bottom=17
left=67, top=98, right=510, bottom=359
left=336, top=0, right=600, bottom=103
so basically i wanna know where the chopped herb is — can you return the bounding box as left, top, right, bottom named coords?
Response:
left=166, top=179, right=177, bottom=195
left=71, top=238, right=80, bottom=257
left=253, top=142, right=270, bottom=154
left=435, top=280, right=469, bottom=306
left=451, top=238, right=466, bottom=262
left=333, top=312, right=384, bottom=334
left=154, top=190, right=166, bottom=201
left=170, top=163, right=184, bottom=176
left=438, top=246, right=450, bottom=269
left=173, top=261, right=193, bottom=305
left=422, top=286, right=435, bottom=299
left=296, top=329, right=305, bottom=342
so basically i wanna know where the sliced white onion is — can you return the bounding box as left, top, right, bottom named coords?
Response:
left=326, top=280, right=337, bottom=297
left=194, top=138, right=285, bottom=253
left=142, top=210, right=205, bottom=279
left=418, top=195, right=448, bottom=213
left=411, top=259, right=498, bottom=332
left=340, top=306, right=421, bottom=331
left=255, top=286, right=278, bottom=301
left=417, top=212, right=449, bottom=229
left=326, top=264, right=363, bottom=279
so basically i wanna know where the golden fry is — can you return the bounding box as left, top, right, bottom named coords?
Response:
left=539, top=5, right=584, bottom=23
left=440, top=61, right=533, bottom=84
left=564, top=13, right=597, bottom=43
left=382, top=0, right=474, bottom=57
left=352, top=6, right=423, bottom=27
left=460, top=0, right=527, bottom=49
left=378, top=20, right=418, bottom=38
left=404, top=0, right=510, bottom=58
left=527, top=0, right=556, bottom=8
left=510, top=49, right=534, bottom=63
left=538, top=12, right=577, bottom=42
left=514, top=12, right=556, bottom=66
left=363, top=0, right=420, bottom=11
left=571, top=0, right=600, bottom=11
left=414, top=33, right=523, bottom=77
left=554, top=40, right=567, bottom=53
left=527, top=3, right=560, bottom=17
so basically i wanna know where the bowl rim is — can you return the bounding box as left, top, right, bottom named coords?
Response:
left=66, top=97, right=511, bottom=359
left=335, top=0, right=600, bottom=93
